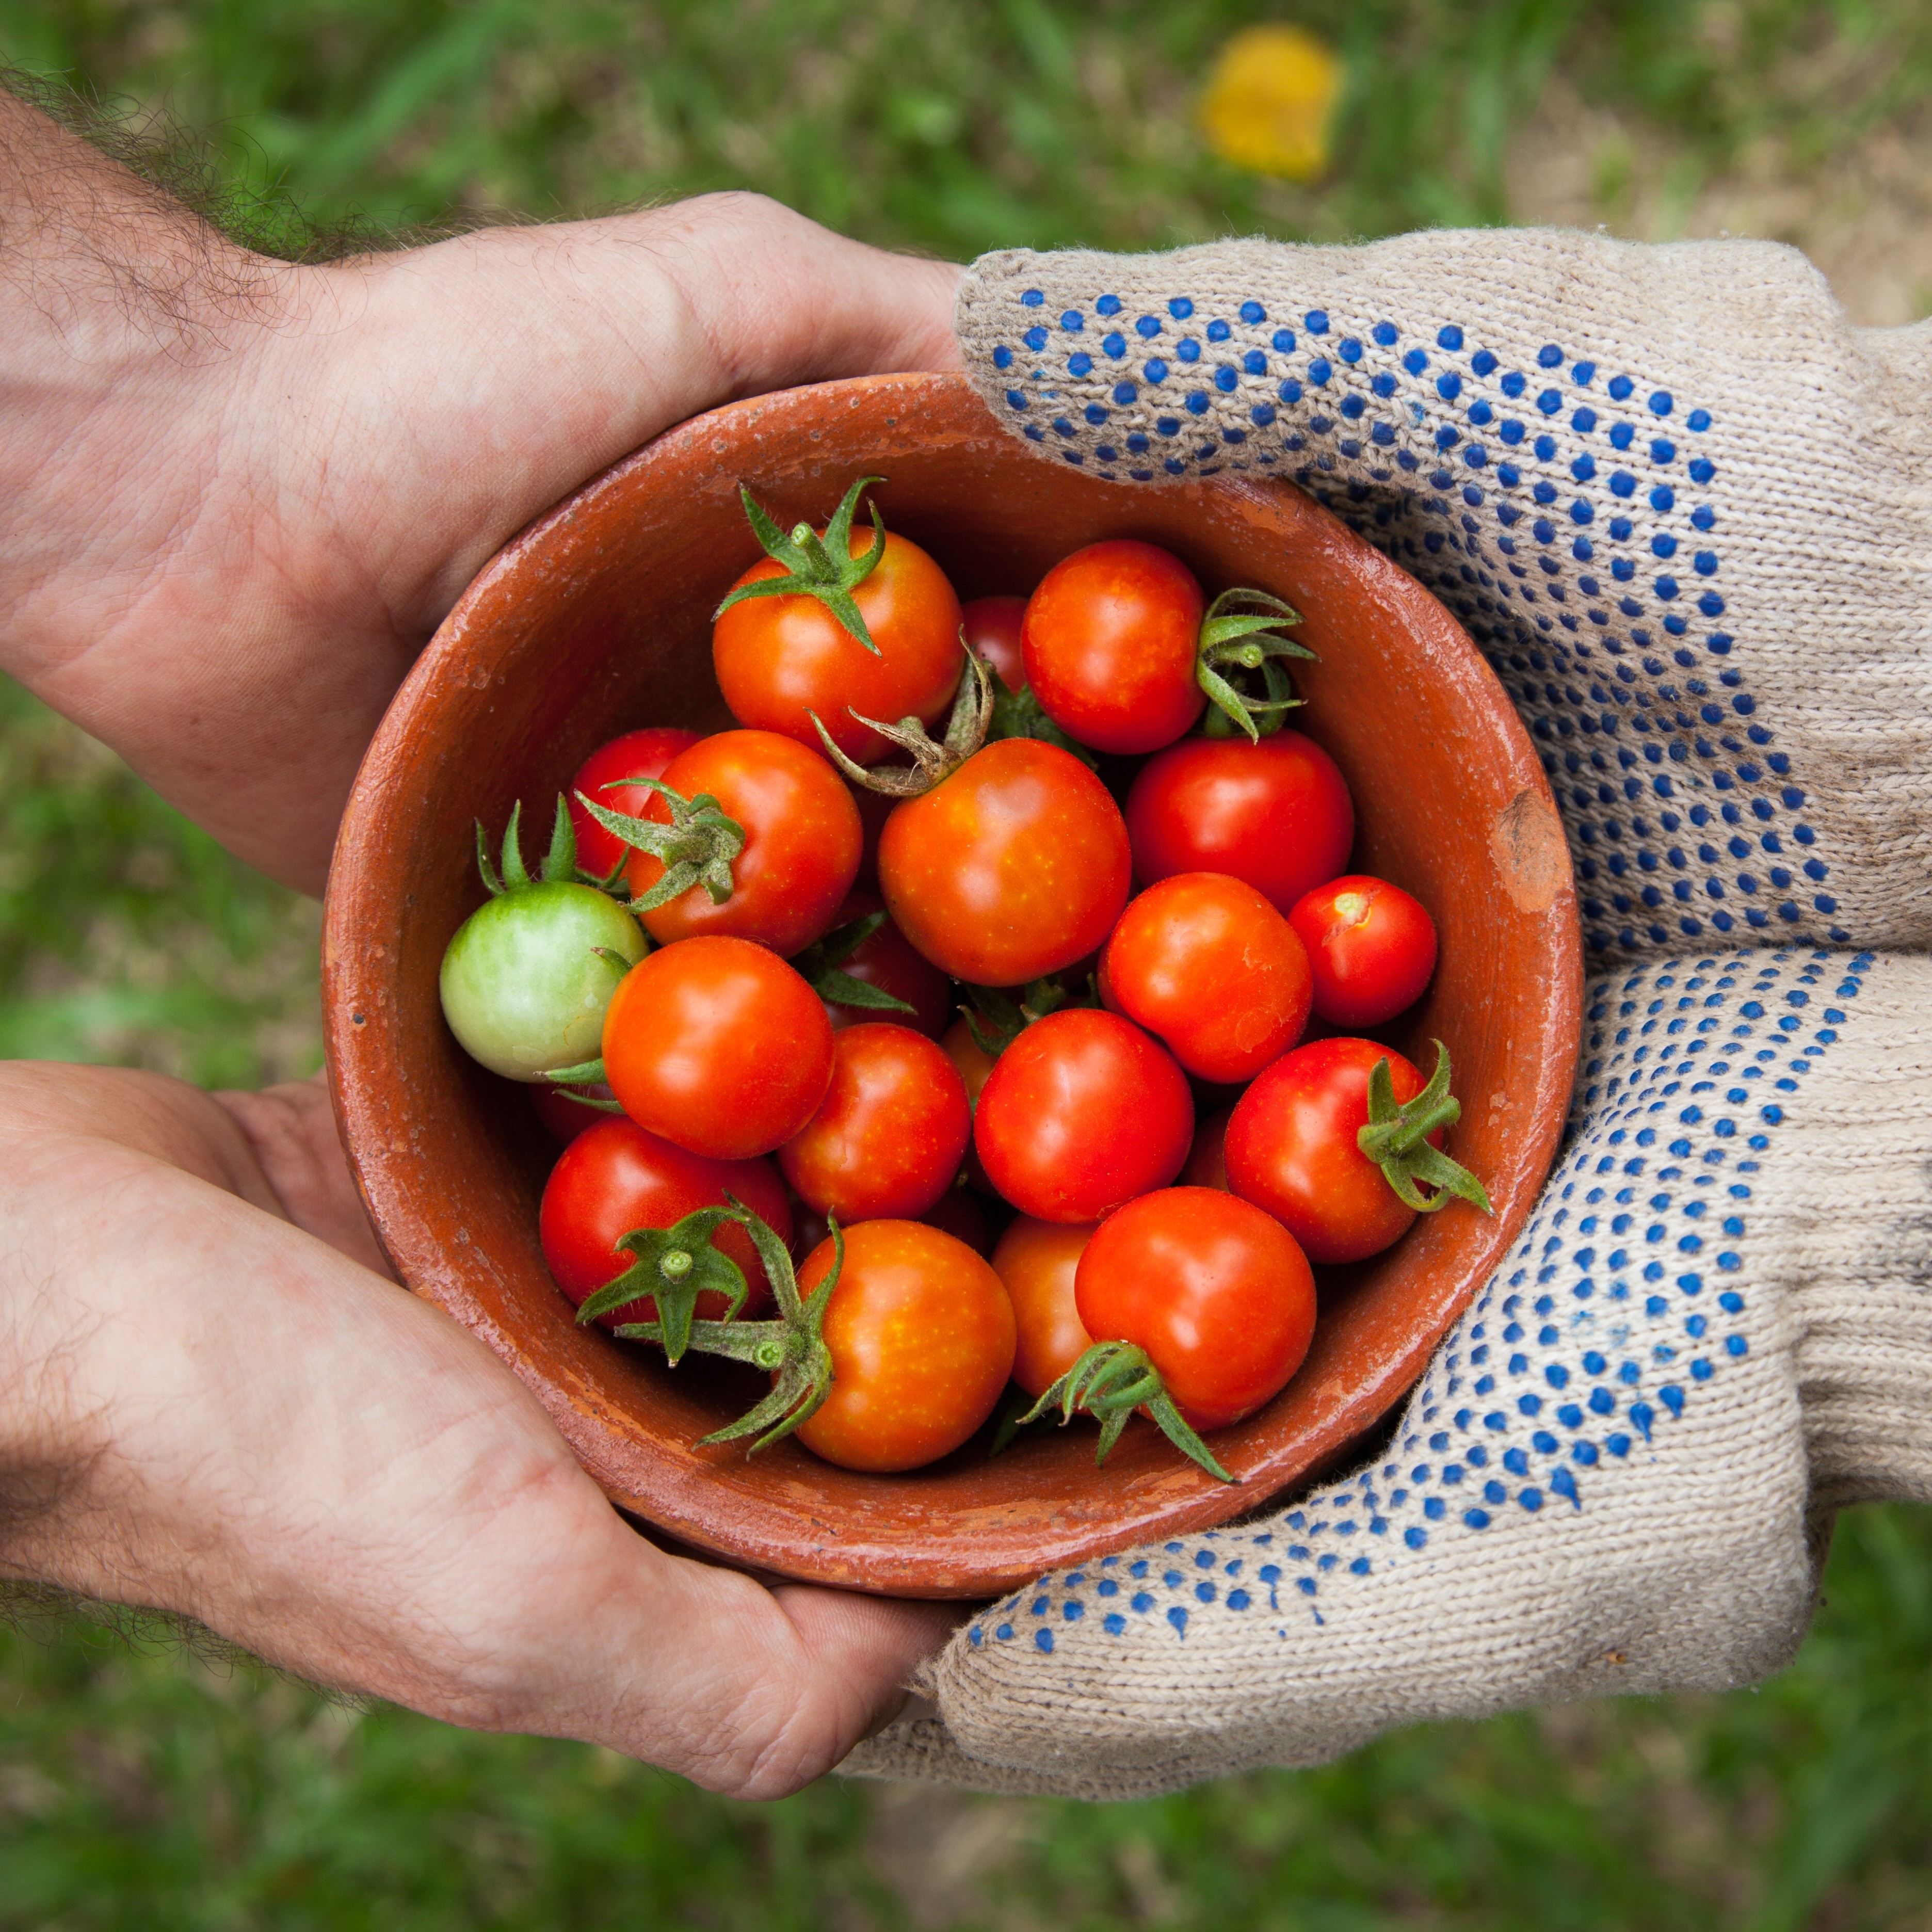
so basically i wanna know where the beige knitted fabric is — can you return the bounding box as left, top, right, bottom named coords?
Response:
left=953, top=230, right=1932, bottom=968
left=848, top=950, right=1932, bottom=1799
left=841, top=231, right=1932, bottom=1799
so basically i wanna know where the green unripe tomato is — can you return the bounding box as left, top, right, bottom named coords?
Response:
left=439, top=881, right=647, bottom=1080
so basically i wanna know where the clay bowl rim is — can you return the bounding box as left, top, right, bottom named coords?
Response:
left=324, top=371, right=1582, bottom=1600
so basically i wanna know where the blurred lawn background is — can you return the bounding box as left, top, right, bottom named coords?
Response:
left=4, top=2, right=1932, bottom=1925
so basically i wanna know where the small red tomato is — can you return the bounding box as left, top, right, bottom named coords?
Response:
left=540, top=1117, right=791, bottom=1326
left=847, top=782, right=897, bottom=891
left=879, top=739, right=1132, bottom=986
left=1226, top=1037, right=1436, bottom=1263
left=1181, top=1105, right=1233, bottom=1190
left=1290, top=875, right=1439, bottom=1027
left=602, top=937, right=834, bottom=1161
left=568, top=727, right=703, bottom=881
left=778, top=1023, right=972, bottom=1223
left=1021, top=540, right=1205, bottom=754
left=990, top=1216, right=1096, bottom=1398
left=1075, top=1187, right=1316, bottom=1430
left=818, top=890, right=953, bottom=1039
left=629, top=730, right=860, bottom=956
left=792, top=1220, right=1017, bottom=1472
left=961, top=594, right=1028, bottom=693
left=922, top=1186, right=994, bottom=1257
left=1100, top=872, right=1313, bottom=1083
left=713, top=520, right=963, bottom=766
left=1125, top=730, right=1354, bottom=916
left=974, top=1008, right=1194, bottom=1222
left=529, top=1081, right=621, bottom=1146
left=941, top=1015, right=1000, bottom=1195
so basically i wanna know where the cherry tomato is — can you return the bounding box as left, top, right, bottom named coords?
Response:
left=627, top=730, right=859, bottom=956
left=1021, top=540, right=1205, bottom=754
left=792, top=1220, right=1016, bottom=1472
left=1125, top=730, right=1354, bottom=915
left=714, top=523, right=963, bottom=766
left=568, top=727, right=702, bottom=881
left=941, top=1015, right=1000, bottom=1195
left=1290, top=875, right=1439, bottom=1027
left=540, top=1117, right=791, bottom=1327
left=1225, top=1037, right=1436, bottom=1263
left=921, top=1187, right=994, bottom=1257
left=990, top=1216, right=1096, bottom=1398
left=1099, top=872, right=1313, bottom=1083
left=1075, top=1188, right=1316, bottom=1430
left=1181, top=1105, right=1233, bottom=1190
left=778, top=1023, right=972, bottom=1223
left=602, top=937, right=834, bottom=1160
left=878, top=739, right=1131, bottom=986
left=962, top=594, right=1027, bottom=693
left=847, top=782, right=897, bottom=891
left=974, top=1008, right=1193, bottom=1222
left=818, top=890, right=952, bottom=1039
left=530, top=1081, right=620, bottom=1146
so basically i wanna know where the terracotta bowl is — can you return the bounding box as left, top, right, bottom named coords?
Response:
left=324, top=372, right=1581, bottom=1600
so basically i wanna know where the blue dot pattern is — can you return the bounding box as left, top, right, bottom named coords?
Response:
left=986, top=294, right=1842, bottom=963
left=961, top=947, right=1871, bottom=1657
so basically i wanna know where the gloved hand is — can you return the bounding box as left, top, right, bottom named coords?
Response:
left=845, top=229, right=1932, bottom=1798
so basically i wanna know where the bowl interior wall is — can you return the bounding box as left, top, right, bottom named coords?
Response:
left=325, top=375, right=1579, bottom=1597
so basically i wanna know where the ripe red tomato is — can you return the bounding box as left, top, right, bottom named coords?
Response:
left=878, top=739, right=1131, bottom=986
left=792, top=1220, right=1016, bottom=1472
left=627, top=730, right=859, bottom=955
left=568, top=727, right=702, bottom=880
left=602, top=937, right=834, bottom=1161
left=1290, top=875, right=1439, bottom=1027
left=921, top=1186, right=994, bottom=1257
left=962, top=595, right=1028, bottom=693
left=940, top=1015, right=1000, bottom=1195
left=530, top=1081, right=620, bottom=1146
left=1099, top=872, right=1313, bottom=1083
left=778, top=1022, right=972, bottom=1223
left=1225, top=1037, right=1435, bottom=1263
left=540, top=1117, right=791, bottom=1327
left=1021, top=540, right=1205, bottom=754
left=1125, top=730, right=1354, bottom=915
left=713, top=524, right=963, bottom=765
left=1181, top=1105, right=1233, bottom=1190
left=974, top=1008, right=1193, bottom=1222
left=1075, top=1188, right=1315, bottom=1430
left=990, top=1216, right=1096, bottom=1398
left=818, top=890, right=952, bottom=1039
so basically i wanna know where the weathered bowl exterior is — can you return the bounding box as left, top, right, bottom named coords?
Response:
left=324, top=373, right=1581, bottom=1599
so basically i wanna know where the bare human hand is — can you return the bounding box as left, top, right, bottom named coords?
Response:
left=0, top=89, right=963, bottom=896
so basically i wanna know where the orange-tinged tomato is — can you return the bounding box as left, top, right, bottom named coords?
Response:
left=628, top=730, right=860, bottom=956
left=879, top=739, right=1131, bottom=986
left=778, top=1023, right=972, bottom=1222
left=792, top=1220, right=1017, bottom=1473
left=713, top=526, right=963, bottom=766
left=1099, top=871, right=1313, bottom=1082
left=990, top=1216, right=1097, bottom=1397
left=602, top=937, right=834, bottom=1161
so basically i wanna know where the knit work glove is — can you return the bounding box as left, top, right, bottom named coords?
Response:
left=844, top=231, right=1932, bottom=1800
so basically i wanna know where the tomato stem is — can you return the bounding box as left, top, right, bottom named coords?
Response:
left=1021, top=1340, right=1235, bottom=1482
left=714, top=476, right=890, bottom=655
left=810, top=645, right=994, bottom=797
left=1195, top=587, right=1317, bottom=743
left=574, top=780, right=745, bottom=913
left=1355, top=1040, right=1494, bottom=1216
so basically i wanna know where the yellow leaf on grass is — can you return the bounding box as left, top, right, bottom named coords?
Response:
left=1198, top=25, right=1341, bottom=182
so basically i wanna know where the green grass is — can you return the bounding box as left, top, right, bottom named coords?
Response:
left=3, top=2, right=1931, bottom=1924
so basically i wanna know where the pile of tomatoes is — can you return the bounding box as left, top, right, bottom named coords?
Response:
left=439, top=478, right=1488, bottom=1482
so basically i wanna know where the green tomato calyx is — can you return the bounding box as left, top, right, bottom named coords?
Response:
left=982, top=659, right=1100, bottom=771
left=714, top=474, right=890, bottom=655
left=574, top=780, right=745, bottom=915
left=1355, top=1040, right=1494, bottom=1216
left=1021, top=1340, right=1234, bottom=1483
left=1196, top=587, right=1317, bottom=743
left=809, top=642, right=994, bottom=798
left=476, top=794, right=600, bottom=897
left=789, top=912, right=917, bottom=1018
left=575, top=1197, right=842, bottom=1455
left=959, top=973, right=1096, bottom=1057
